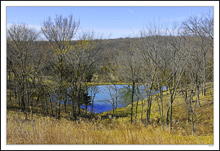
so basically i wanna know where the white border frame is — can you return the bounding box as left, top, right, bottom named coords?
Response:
left=1, top=1, right=219, bottom=150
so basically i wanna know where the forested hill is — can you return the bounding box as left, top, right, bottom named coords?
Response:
left=30, top=35, right=213, bottom=83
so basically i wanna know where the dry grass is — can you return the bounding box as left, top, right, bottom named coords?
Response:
left=7, top=110, right=213, bottom=144
left=7, top=82, right=214, bottom=144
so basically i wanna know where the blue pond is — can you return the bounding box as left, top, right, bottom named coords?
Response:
left=80, top=85, right=166, bottom=113
left=51, top=85, right=166, bottom=114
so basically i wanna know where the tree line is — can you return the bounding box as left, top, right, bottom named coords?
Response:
left=7, top=14, right=213, bottom=133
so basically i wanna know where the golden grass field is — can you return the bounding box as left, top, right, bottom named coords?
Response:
left=7, top=110, right=213, bottom=144
left=6, top=82, right=214, bottom=144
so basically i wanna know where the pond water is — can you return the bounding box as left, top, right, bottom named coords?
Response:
left=81, top=85, right=166, bottom=113
left=51, top=84, right=166, bottom=114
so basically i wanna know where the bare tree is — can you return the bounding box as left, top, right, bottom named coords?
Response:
left=88, top=86, right=99, bottom=114
left=182, top=14, right=213, bottom=96
left=7, top=24, right=39, bottom=115
left=137, top=21, right=192, bottom=129
left=117, top=38, right=143, bottom=123
left=41, top=14, right=80, bottom=119
left=136, top=23, right=168, bottom=125
left=65, top=32, right=101, bottom=120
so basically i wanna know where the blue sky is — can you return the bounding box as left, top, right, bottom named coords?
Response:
left=7, top=6, right=213, bottom=39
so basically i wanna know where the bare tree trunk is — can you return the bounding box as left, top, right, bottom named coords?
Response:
left=55, top=102, right=58, bottom=118
left=159, top=84, right=164, bottom=124
left=58, top=94, right=61, bottom=120
left=9, top=70, right=12, bottom=102
left=64, top=93, right=67, bottom=112
left=192, top=112, right=194, bottom=135
left=202, top=55, right=206, bottom=96
left=25, top=77, right=29, bottom=107
left=58, top=91, right=61, bottom=120
left=169, top=94, right=173, bottom=129
left=20, top=75, right=26, bottom=112
left=182, top=72, right=191, bottom=125
left=78, top=103, right=81, bottom=116
left=42, top=102, right=45, bottom=116
left=14, top=86, right=17, bottom=100
left=91, top=87, right=95, bottom=115
left=50, top=99, right=54, bottom=117
left=146, top=96, right=152, bottom=124
left=192, top=87, right=198, bottom=135
left=131, top=81, right=135, bottom=123
left=72, top=91, right=77, bottom=121
left=156, top=95, right=161, bottom=121
left=21, top=86, right=26, bottom=112
left=194, top=74, right=201, bottom=108
left=141, top=99, right=144, bottom=121
left=58, top=55, right=64, bottom=120
left=18, top=93, right=21, bottom=108
left=184, top=90, right=191, bottom=125
left=146, top=86, right=153, bottom=125
left=31, top=97, right=34, bottom=120
left=187, top=105, right=190, bottom=125
left=112, top=103, right=115, bottom=118
left=170, top=71, right=176, bottom=130
left=135, top=86, right=141, bottom=122
left=72, top=101, right=76, bottom=121
left=135, top=97, right=139, bottom=122
left=196, top=82, right=201, bottom=107
left=202, top=81, right=206, bottom=96
left=46, top=98, right=49, bottom=114
left=36, top=93, right=40, bottom=104
left=166, top=106, right=170, bottom=125
left=77, top=84, right=82, bottom=116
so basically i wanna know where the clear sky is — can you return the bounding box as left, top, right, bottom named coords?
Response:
left=7, top=6, right=213, bottom=39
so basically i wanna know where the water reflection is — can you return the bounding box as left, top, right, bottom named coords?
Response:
left=81, top=85, right=166, bottom=113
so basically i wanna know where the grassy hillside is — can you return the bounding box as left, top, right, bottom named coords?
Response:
left=6, top=82, right=213, bottom=144
left=102, top=82, right=213, bottom=136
